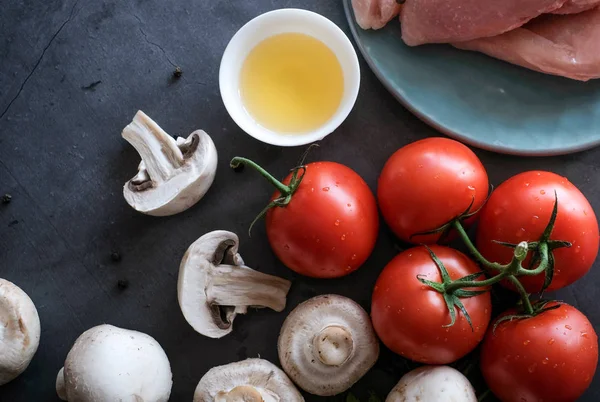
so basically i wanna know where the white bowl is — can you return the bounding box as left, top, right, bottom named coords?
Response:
left=219, top=8, right=360, bottom=147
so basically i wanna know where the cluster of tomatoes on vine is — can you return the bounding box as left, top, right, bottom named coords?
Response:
left=232, top=137, right=599, bottom=402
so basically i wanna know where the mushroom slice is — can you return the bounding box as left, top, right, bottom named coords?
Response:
left=178, top=230, right=291, bottom=339
left=122, top=110, right=217, bottom=216
left=0, top=278, right=40, bottom=386
left=194, top=358, right=304, bottom=402
left=278, top=295, right=379, bottom=396
left=386, top=366, right=477, bottom=402
left=56, top=324, right=172, bottom=401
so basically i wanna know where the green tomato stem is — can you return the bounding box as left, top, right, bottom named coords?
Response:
left=444, top=271, right=508, bottom=293
left=452, top=220, right=506, bottom=272
left=507, top=276, right=534, bottom=315
left=444, top=241, right=528, bottom=293
left=517, top=242, right=549, bottom=276
left=230, top=157, right=291, bottom=195
left=452, top=220, right=553, bottom=279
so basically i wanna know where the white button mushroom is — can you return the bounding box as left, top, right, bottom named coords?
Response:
left=56, top=324, right=172, bottom=401
left=386, top=365, right=477, bottom=402
left=122, top=110, right=217, bottom=216
left=194, top=358, right=304, bottom=402
left=178, top=230, right=291, bottom=339
left=278, top=295, right=379, bottom=396
left=0, top=278, right=40, bottom=386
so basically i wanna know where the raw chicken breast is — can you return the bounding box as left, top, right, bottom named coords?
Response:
left=552, top=0, right=600, bottom=13
left=454, top=7, right=600, bottom=81
left=352, top=0, right=402, bottom=30
left=400, top=0, right=566, bottom=46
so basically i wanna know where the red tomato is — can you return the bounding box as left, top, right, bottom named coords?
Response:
left=371, top=245, right=491, bottom=364
left=481, top=302, right=598, bottom=402
left=378, top=137, right=489, bottom=244
left=266, top=162, right=379, bottom=278
left=476, top=171, right=599, bottom=292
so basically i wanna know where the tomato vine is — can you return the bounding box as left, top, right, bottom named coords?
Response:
left=417, top=191, right=571, bottom=320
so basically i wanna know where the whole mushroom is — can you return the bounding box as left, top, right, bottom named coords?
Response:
left=178, top=230, right=292, bottom=339
left=0, top=279, right=40, bottom=385
left=278, top=295, right=379, bottom=396
left=386, top=366, right=477, bottom=402
left=56, top=324, right=172, bottom=401
left=194, top=358, right=304, bottom=402
left=122, top=110, right=217, bottom=216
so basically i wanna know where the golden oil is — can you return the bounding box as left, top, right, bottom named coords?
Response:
left=240, top=33, right=344, bottom=134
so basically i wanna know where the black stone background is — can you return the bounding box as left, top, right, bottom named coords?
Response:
left=1, top=0, right=599, bottom=401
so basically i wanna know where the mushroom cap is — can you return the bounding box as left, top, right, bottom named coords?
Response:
left=56, top=367, right=67, bottom=400
left=177, top=231, right=244, bottom=339
left=0, top=278, right=40, bottom=385
left=57, top=324, right=172, bottom=401
left=386, top=366, right=477, bottom=402
left=194, top=358, right=304, bottom=402
left=122, top=111, right=218, bottom=216
left=278, top=295, right=379, bottom=396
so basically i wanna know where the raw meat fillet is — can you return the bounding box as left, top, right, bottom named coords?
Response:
left=351, top=0, right=402, bottom=30
left=552, top=0, right=600, bottom=13
left=400, top=0, right=566, bottom=46
left=453, top=7, right=600, bottom=81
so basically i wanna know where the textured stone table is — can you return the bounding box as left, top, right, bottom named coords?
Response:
left=1, top=1, right=599, bottom=400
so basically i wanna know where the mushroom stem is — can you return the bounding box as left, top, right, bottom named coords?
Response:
left=313, top=325, right=354, bottom=366
left=122, top=110, right=184, bottom=183
left=208, top=265, right=291, bottom=312
left=217, top=386, right=265, bottom=402
left=195, top=359, right=303, bottom=402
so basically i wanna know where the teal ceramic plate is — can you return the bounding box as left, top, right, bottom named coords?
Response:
left=343, top=0, right=600, bottom=156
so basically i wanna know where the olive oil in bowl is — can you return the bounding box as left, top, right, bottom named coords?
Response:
left=240, top=33, right=344, bottom=134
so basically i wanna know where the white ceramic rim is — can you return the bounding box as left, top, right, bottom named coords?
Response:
left=219, top=8, right=361, bottom=147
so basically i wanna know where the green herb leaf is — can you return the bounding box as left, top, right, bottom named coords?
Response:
left=368, top=392, right=383, bottom=402
left=346, top=393, right=361, bottom=402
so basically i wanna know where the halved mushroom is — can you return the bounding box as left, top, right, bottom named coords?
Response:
left=56, top=324, right=172, bottom=401
left=194, top=358, right=304, bottom=402
left=178, top=230, right=291, bottom=339
left=278, top=295, right=379, bottom=396
left=386, top=365, right=477, bottom=402
left=0, top=278, right=40, bottom=385
left=122, top=110, right=217, bottom=216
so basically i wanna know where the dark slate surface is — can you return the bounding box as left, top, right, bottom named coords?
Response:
left=1, top=0, right=599, bottom=401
